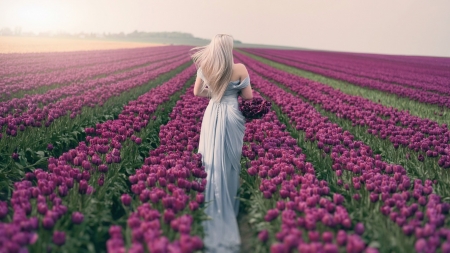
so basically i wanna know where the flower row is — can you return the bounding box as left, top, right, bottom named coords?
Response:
left=0, top=46, right=173, bottom=79
left=241, top=49, right=450, bottom=108
left=0, top=65, right=197, bottom=252
left=0, top=46, right=188, bottom=101
left=0, top=50, right=187, bottom=118
left=234, top=51, right=450, bottom=169
left=107, top=86, right=210, bottom=253
left=1, top=46, right=166, bottom=86
left=243, top=48, right=450, bottom=95
left=240, top=91, right=373, bottom=253
left=236, top=54, right=450, bottom=252
left=0, top=54, right=190, bottom=139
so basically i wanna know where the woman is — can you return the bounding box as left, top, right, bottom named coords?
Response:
left=189, top=34, right=253, bottom=252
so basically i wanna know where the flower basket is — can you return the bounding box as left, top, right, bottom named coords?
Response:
left=239, top=97, right=272, bottom=119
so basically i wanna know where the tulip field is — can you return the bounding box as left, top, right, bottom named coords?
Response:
left=1, top=45, right=450, bottom=253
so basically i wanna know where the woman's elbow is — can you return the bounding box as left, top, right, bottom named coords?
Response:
left=242, top=94, right=253, bottom=100
left=193, top=90, right=199, bottom=97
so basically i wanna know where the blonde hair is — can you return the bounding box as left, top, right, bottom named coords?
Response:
left=189, top=34, right=234, bottom=102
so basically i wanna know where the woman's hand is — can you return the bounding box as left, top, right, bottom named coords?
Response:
left=193, top=76, right=210, bottom=98
left=194, top=87, right=210, bottom=98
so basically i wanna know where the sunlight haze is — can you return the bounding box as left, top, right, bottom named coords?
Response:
left=1, top=0, right=449, bottom=56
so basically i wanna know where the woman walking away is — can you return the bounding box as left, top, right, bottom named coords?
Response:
left=189, top=34, right=253, bottom=252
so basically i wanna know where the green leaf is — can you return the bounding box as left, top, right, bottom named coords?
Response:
left=369, top=241, right=381, bottom=248
left=14, top=162, right=24, bottom=170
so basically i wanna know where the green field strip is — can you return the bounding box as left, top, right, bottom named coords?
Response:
left=238, top=162, right=280, bottom=253
left=29, top=73, right=196, bottom=253
left=3, top=51, right=187, bottom=101
left=253, top=87, right=415, bottom=253
left=236, top=195, right=254, bottom=252
left=236, top=49, right=450, bottom=125
left=0, top=61, right=191, bottom=200
left=237, top=153, right=277, bottom=253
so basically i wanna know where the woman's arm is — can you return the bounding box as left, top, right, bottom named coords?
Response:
left=237, top=64, right=253, bottom=100
left=193, top=76, right=210, bottom=98
left=240, top=85, right=253, bottom=100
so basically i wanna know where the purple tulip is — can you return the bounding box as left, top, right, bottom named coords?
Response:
left=322, top=231, right=333, bottom=243
left=333, top=194, right=344, bottom=205
left=270, top=243, right=287, bottom=253
left=98, top=164, right=108, bottom=173
left=196, top=193, right=204, bottom=204
left=276, top=201, right=285, bottom=211
left=323, top=243, right=339, bottom=253
left=258, top=230, right=269, bottom=242
left=121, top=194, right=132, bottom=206
left=135, top=138, right=142, bottom=145
left=264, top=209, right=279, bottom=222
left=308, top=231, right=320, bottom=242
left=415, top=238, right=427, bottom=252
left=442, top=242, right=450, bottom=253
left=188, top=201, right=199, bottom=211
left=53, top=231, right=66, bottom=246
left=86, top=186, right=95, bottom=195
left=355, top=223, right=364, bottom=235
left=78, top=180, right=88, bottom=193
left=42, top=216, right=55, bottom=229
left=71, top=211, right=84, bottom=224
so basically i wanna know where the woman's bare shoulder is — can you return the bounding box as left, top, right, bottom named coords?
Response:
left=233, top=63, right=249, bottom=79
left=233, top=63, right=246, bottom=69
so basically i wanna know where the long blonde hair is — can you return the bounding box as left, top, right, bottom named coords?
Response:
left=189, top=34, right=234, bottom=102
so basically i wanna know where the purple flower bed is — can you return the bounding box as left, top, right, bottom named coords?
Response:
left=0, top=65, right=197, bottom=252
left=0, top=46, right=189, bottom=98
left=0, top=47, right=163, bottom=76
left=0, top=54, right=190, bottom=139
left=240, top=92, right=373, bottom=253
left=241, top=48, right=450, bottom=108
left=0, top=50, right=186, bottom=118
left=243, top=48, right=450, bottom=94
left=107, top=87, right=209, bottom=253
left=235, top=55, right=450, bottom=252
left=234, top=51, right=450, bottom=170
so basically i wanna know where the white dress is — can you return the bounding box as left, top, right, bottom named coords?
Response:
left=197, top=68, right=250, bottom=252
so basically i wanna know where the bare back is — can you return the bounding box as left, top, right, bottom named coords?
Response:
left=194, top=62, right=253, bottom=100
left=231, top=63, right=252, bottom=100
left=230, top=63, right=249, bottom=83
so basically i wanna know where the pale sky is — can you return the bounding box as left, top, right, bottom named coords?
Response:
left=1, top=0, right=449, bottom=57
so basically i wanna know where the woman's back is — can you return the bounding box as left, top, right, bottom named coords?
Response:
left=229, top=63, right=247, bottom=83
left=196, top=63, right=252, bottom=102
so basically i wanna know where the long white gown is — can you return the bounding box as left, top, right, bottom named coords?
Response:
left=197, top=67, right=250, bottom=253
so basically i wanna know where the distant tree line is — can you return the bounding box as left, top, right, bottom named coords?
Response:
left=0, top=26, right=302, bottom=50
left=0, top=27, right=243, bottom=44
left=125, top=31, right=242, bottom=43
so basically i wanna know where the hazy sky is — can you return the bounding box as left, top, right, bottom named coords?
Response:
left=1, top=0, right=449, bottom=57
